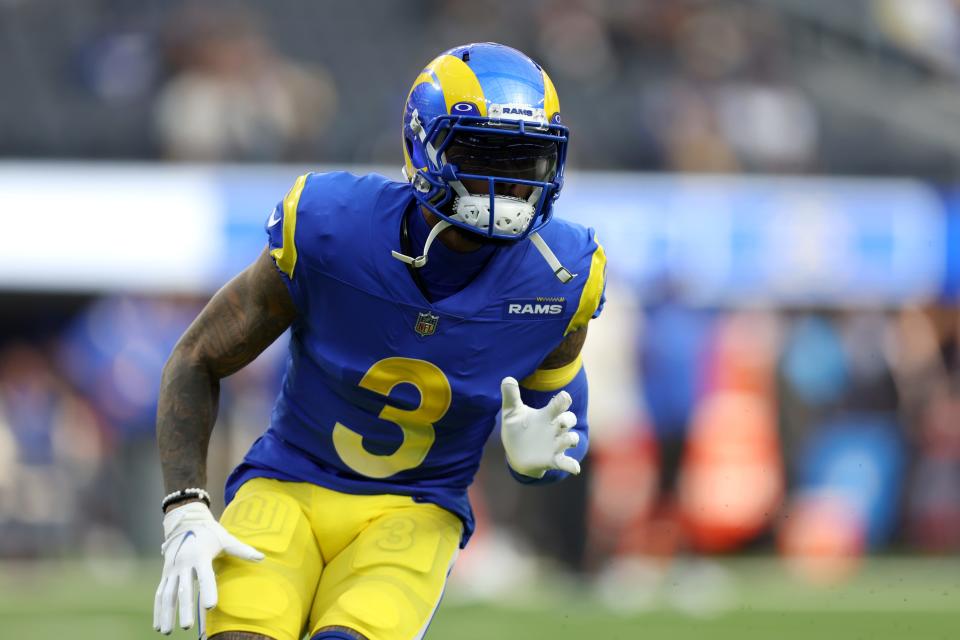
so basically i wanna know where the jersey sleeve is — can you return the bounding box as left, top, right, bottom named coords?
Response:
left=515, top=228, right=606, bottom=392
left=266, top=173, right=311, bottom=311
left=266, top=170, right=392, bottom=314
left=563, top=231, right=607, bottom=335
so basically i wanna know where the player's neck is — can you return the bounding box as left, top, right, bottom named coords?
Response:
left=407, top=204, right=497, bottom=302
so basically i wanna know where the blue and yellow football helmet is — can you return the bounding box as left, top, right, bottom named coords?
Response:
left=399, top=43, right=572, bottom=278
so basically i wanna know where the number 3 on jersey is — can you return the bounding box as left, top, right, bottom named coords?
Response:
left=332, top=357, right=452, bottom=478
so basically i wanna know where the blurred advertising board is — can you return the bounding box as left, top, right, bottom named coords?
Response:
left=0, top=162, right=952, bottom=305
left=561, top=173, right=949, bottom=306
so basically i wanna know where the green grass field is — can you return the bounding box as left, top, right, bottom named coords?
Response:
left=1, top=558, right=957, bottom=640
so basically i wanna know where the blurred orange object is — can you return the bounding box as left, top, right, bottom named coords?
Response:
left=586, top=423, right=660, bottom=563
left=702, top=310, right=780, bottom=398
left=778, top=491, right=865, bottom=585
left=678, top=391, right=785, bottom=552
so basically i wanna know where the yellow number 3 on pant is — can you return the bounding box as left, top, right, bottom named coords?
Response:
left=333, top=357, right=452, bottom=478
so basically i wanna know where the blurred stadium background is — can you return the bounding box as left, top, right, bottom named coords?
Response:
left=2, top=0, right=960, bottom=638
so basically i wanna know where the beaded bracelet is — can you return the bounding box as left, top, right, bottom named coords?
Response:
left=161, top=487, right=211, bottom=512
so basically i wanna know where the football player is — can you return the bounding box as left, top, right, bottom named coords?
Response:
left=153, top=42, right=606, bottom=640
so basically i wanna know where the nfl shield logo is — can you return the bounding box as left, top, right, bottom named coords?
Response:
left=414, top=311, right=439, bottom=337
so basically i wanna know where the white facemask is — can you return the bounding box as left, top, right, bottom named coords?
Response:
left=394, top=174, right=576, bottom=283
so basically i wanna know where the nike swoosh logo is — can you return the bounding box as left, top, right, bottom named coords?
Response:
left=268, top=209, right=282, bottom=227
left=173, top=530, right=195, bottom=561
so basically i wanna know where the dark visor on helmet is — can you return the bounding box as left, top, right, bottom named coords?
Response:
left=441, top=131, right=559, bottom=183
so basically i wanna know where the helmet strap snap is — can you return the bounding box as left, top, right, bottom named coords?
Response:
left=391, top=219, right=452, bottom=269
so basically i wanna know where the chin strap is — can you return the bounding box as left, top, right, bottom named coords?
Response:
left=392, top=219, right=451, bottom=268
left=391, top=217, right=576, bottom=283
left=399, top=164, right=577, bottom=282
left=530, top=232, right=577, bottom=283
left=391, top=213, right=577, bottom=283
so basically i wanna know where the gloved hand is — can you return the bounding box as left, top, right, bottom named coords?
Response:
left=153, top=501, right=264, bottom=634
left=500, top=376, right=581, bottom=479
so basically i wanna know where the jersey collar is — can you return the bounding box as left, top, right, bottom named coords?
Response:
left=371, top=186, right=531, bottom=319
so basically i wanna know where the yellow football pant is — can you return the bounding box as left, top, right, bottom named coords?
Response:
left=205, top=478, right=462, bottom=640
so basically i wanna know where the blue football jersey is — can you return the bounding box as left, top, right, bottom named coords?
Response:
left=225, top=171, right=606, bottom=545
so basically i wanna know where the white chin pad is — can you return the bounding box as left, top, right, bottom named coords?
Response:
left=451, top=194, right=535, bottom=237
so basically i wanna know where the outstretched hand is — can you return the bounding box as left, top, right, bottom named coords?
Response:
left=500, top=376, right=581, bottom=479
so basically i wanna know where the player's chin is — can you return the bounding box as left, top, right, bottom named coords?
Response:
left=462, top=228, right=514, bottom=247
left=444, top=220, right=514, bottom=247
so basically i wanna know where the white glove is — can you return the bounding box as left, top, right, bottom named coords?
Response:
left=153, top=501, right=264, bottom=634
left=500, top=376, right=581, bottom=479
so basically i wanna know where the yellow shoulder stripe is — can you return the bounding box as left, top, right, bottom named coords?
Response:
left=270, top=173, right=308, bottom=278
left=520, top=354, right=582, bottom=392
left=564, top=241, right=606, bottom=335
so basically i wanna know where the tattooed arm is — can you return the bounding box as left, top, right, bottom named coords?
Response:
left=538, top=327, right=587, bottom=370
left=156, top=248, right=296, bottom=508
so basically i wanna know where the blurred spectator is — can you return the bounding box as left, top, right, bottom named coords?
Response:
left=781, top=315, right=848, bottom=406
left=890, top=306, right=960, bottom=552
left=154, top=4, right=337, bottom=162
left=641, top=5, right=819, bottom=173
left=0, top=294, right=289, bottom=555
left=873, top=0, right=960, bottom=73
left=58, top=296, right=202, bottom=550
left=0, top=342, right=108, bottom=557
left=0, top=344, right=60, bottom=467
left=75, top=28, right=160, bottom=106
left=535, top=1, right=619, bottom=87
left=638, top=282, right=716, bottom=507
left=778, top=313, right=849, bottom=479
left=59, top=296, right=199, bottom=435
left=2, top=0, right=957, bottom=174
